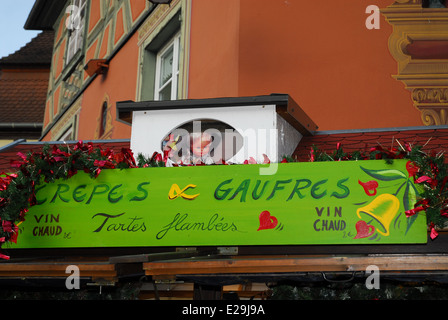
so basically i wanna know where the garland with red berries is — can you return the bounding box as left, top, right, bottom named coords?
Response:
left=0, top=141, right=139, bottom=259
left=0, top=140, right=446, bottom=259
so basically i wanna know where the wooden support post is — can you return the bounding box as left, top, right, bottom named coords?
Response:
left=193, top=283, right=223, bottom=300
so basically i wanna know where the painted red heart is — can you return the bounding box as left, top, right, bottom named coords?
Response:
left=358, top=180, right=378, bottom=196
left=354, top=220, right=375, bottom=239
left=257, top=210, right=278, bottom=231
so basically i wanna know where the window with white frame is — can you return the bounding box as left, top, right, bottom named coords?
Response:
left=154, top=33, right=181, bottom=101
left=58, top=126, right=74, bottom=141
left=66, top=0, right=87, bottom=64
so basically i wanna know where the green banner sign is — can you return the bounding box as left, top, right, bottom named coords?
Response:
left=9, top=160, right=427, bottom=249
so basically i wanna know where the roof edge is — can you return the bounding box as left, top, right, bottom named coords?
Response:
left=0, top=139, right=27, bottom=153
left=313, top=125, right=448, bottom=136
left=0, top=123, right=43, bottom=129
left=24, top=0, right=67, bottom=31
left=21, top=138, right=131, bottom=146
left=116, top=94, right=319, bottom=136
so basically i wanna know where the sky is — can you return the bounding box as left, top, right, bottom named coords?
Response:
left=0, top=0, right=40, bottom=59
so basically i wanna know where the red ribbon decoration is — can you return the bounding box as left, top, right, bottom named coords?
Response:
left=415, top=175, right=438, bottom=189
left=429, top=223, right=439, bottom=240
left=406, top=161, right=419, bottom=178
left=243, top=157, right=257, bottom=164
left=0, top=237, right=8, bottom=259
left=0, top=253, right=10, bottom=260
left=405, top=199, right=430, bottom=217
left=405, top=206, right=427, bottom=218
left=262, top=154, right=270, bottom=164
left=415, top=175, right=433, bottom=184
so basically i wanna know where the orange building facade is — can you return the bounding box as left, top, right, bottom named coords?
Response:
left=25, top=0, right=447, bottom=143
left=0, top=0, right=445, bottom=300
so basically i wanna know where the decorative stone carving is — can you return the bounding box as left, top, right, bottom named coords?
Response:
left=420, top=108, right=447, bottom=125
left=381, top=2, right=448, bottom=126
left=412, top=88, right=448, bottom=125
left=412, top=88, right=448, bottom=104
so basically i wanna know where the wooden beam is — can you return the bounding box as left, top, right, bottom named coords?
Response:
left=109, top=248, right=216, bottom=263
left=0, top=261, right=117, bottom=281
left=143, top=254, right=448, bottom=276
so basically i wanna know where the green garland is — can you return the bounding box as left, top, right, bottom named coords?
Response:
left=0, top=140, right=446, bottom=259
left=0, top=141, right=139, bottom=258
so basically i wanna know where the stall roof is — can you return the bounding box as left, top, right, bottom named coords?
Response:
left=293, top=125, right=448, bottom=162
left=116, top=94, right=319, bottom=136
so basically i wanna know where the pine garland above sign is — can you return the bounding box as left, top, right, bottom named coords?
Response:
left=0, top=139, right=446, bottom=259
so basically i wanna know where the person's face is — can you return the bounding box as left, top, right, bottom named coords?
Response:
left=192, top=137, right=211, bottom=157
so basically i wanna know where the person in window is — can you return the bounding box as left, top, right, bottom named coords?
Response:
left=162, top=131, right=215, bottom=166
left=189, top=132, right=215, bottom=165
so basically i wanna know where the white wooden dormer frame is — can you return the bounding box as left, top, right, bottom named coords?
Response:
left=117, top=95, right=319, bottom=165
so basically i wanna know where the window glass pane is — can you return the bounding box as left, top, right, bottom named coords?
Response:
left=153, top=32, right=181, bottom=101
left=176, top=39, right=180, bottom=72
left=59, top=126, right=73, bottom=141
left=65, top=0, right=86, bottom=65
left=176, top=74, right=179, bottom=99
left=160, top=46, right=174, bottom=87
left=159, top=82, right=172, bottom=101
left=80, top=0, right=87, bottom=18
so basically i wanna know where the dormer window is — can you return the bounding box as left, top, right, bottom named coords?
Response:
left=154, top=32, right=181, bottom=101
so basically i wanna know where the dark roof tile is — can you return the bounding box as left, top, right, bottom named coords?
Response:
left=293, top=127, right=448, bottom=162
left=0, top=78, right=48, bottom=122
left=0, top=31, right=54, bottom=66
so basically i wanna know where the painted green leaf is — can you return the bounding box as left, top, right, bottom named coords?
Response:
left=403, top=181, right=418, bottom=211
left=360, top=166, right=407, bottom=181
left=404, top=181, right=419, bottom=234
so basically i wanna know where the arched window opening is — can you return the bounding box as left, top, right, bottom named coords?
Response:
left=161, top=119, right=244, bottom=165
left=99, top=101, right=108, bottom=137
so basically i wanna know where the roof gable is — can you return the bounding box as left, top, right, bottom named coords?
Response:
left=0, top=31, right=54, bottom=67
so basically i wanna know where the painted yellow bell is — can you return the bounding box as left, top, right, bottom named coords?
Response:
left=356, top=194, right=400, bottom=236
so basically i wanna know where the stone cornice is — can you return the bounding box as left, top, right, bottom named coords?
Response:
left=381, top=1, right=448, bottom=125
